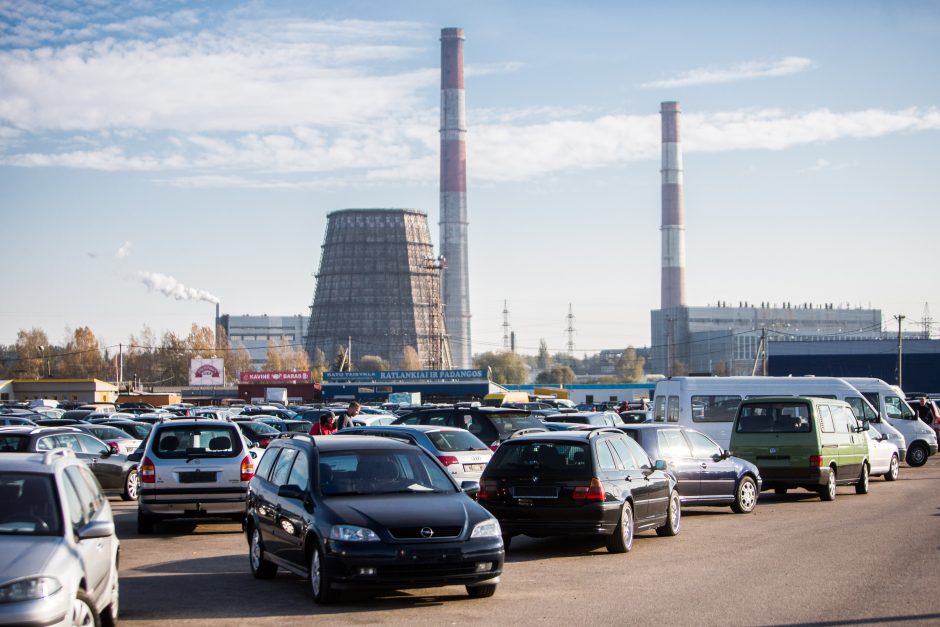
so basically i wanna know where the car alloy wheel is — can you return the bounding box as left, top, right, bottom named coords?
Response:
left=310, top=546, right=337, bottom=604
left=886, top=455, right=899, bottom=481
left=656, top=490, right=681, bottom=537
left=821, top=468, right=837, bottom=501
left=71, top=590, right=98, bottom=627
left=855, top=463, right=870, bottom=495
left=122, top=469, right=139, bottom=501
left=250, top=528, right=277, bottom=579
left=606, top=501, right=634, bottom=553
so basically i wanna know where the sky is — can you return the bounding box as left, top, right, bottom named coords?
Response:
left=1, top=0, right=938, bottom=358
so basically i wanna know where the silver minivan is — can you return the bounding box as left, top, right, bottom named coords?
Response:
left=134, top=419, right=255, bottom=533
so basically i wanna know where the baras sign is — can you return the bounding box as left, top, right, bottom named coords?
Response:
left=189, top=358, right=225, bottom=386
left=239, top=371, right=311, bottom=383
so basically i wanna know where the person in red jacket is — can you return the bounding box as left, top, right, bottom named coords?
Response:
left=309, top=412, right=337, bottom=436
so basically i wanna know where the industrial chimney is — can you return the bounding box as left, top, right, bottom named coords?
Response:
left=660, top=101, right=686, bottom=310
left=440, top=27, right=472, bottom=368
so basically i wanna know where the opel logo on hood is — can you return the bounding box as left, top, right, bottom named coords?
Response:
left=420, top=527, right=434, bottom=538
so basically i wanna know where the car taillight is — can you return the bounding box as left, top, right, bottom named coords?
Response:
left=809, top=455, right=823, bottom=467
left=140, top=457, right=155, bottom=483
left=478, top=478, right=498, bottom=500
left=489, top=441, right=500, bottom=452
left=437, top=455, right=460, bottom=467
left=107, top=442, right=120, bottom=454
left=572, top=477, right=605, bottom=501
left=259, top=438, right=271, bottom=448
left=241, top=455, right=254, bottom=481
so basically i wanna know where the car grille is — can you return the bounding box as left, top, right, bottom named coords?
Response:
left=378, top=562, right=480, bottom=579
left=388, top=526, right=462, bottom=539
left=177, top=471, right=218, bottom=484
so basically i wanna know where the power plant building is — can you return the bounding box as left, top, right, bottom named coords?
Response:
left=305, top=209, right=451, bottom=370
left=219, top=314, right=308, bottom=369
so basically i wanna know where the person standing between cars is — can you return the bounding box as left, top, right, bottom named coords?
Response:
left=309, top=412, right=337, bottom=436
left=915, top=397, right=933, bottom=424
left=336, top=401, right=361, bottom=430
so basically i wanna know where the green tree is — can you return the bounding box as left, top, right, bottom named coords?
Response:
left=535, top=365, right=577, bottom=384
left=473, top=351, right=529, bottom=384
left=616, top=346, right=646, bottom=383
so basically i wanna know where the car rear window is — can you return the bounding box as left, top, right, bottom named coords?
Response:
left=487, top=413, right=545, bottom=436
left=426, top=430, right=489, bottom=452
left=490, top=441, right=591, bottom=475
left=736, top=403, right=812, bottom=433
left=152, top=426, right=242, bottom=458
left=0, top=435, right=31, bottom=452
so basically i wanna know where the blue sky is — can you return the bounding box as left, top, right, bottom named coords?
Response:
left=1, top=0, right=938, bottom=356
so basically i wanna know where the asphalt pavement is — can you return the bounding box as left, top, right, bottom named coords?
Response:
left=114, top=457, right=940, bottom=626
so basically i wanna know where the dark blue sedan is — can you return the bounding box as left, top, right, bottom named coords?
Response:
left=617, top=424, right=761, bottom=514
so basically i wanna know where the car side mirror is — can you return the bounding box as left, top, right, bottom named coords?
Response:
left=461, top=481, right=480, bottom=497
left=97, top=448, right=111, bottom=458
left=77, top=519, right=114, bottom=540
left=127, top=451, right=141, bottom=462
left=654, top=459, right=667, bottom=471
left=277, top=484, right=307, bottom=501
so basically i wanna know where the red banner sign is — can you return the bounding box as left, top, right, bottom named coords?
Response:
left=239, top=371, right=311, bottom=383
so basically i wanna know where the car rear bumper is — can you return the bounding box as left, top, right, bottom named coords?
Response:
left=482, top=501, right=621, bottom=537
left=139, top=487, right=246, bottom=515
left=758, top=466, right=829, bottom=490
left=324, top=537, right=504, bottom=590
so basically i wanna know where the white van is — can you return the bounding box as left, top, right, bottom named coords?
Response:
left=651, top=376, right=894, bottom=450
left=841, top=378, right=938, bottom=467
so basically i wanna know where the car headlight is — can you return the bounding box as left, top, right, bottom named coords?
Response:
left=470, top=518, right=501, bottom=539
left=329, top=525, right=380, bottom=542
left=0, top=576, right=62, bottom=603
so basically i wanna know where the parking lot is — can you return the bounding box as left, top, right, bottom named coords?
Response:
left=114, top=457, right=940, bottom=626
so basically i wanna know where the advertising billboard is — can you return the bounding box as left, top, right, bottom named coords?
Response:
left=189, top=358, right=225, bottom=386
left=238, top=371, right=312, bottom=384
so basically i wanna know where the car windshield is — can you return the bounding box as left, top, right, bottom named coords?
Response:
left=0, top=435, right=31, bottom=452
left=490, top=441, right=591, bottom=476
left=0, top=472, right=62, bottom=536
left=319, top=450, right=456, bottom=496
left=427, top=430, right=489, bottom=452
left=736, top=403, right=812, bottom=433
left=488, top=413, right=545, bottom=436
left=117, top=423, right=151, bottom=439
left=89, top=426, right=134, bottom=441
left=153, top=426, right=242, bottom=459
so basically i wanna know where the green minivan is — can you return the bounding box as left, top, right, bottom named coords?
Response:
left=729, top=397, right=870, bottom=501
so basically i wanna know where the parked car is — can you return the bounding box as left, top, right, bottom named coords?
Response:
left=133, top=413, right=171, bottom=425
left=544, top=412, right=624, bottom=427
left=617, top=424, right=761, bottom=514
left=97, top=419, right=153, bottom=442
left=131, top=419, right=256, bottom=533
left=478, top=429, right=680, bottom=553
left=59, top=410, right=93, bottom=422
left=865, top=422, right=900, bottom=481
left=350, top=415, right=396, bottom=427
left=246, top=434, right=503, bottom=603
left=70, top=424, right=142, bottom=455
left=33, top=419, right=86, bottom=427
left=730, top=397, right=871, bottom=501
left=236, top=421, right=282, bottom=448
left=0, top=450, right=120, bottom=626
left=281, top=420, right=314, bottom=434
left=86, top=412, right=138, bottom=424
left=393, top=407, right=545, bottom=450
left=0, top=415, right=38, bottom=427
left=0, top=426, right=139, bottom=501
left=336, top=425, right=494, bottom=482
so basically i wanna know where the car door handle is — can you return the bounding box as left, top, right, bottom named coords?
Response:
left=700, top=463, right=707, bottom=469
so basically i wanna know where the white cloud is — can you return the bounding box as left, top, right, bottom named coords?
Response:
left=138, top=271, right=219, bottom=305
left=641, top=56, right=815, bottom=88
left=803, top=158, right=859, bottom=172
left=115, top=241, right=132, bottom=258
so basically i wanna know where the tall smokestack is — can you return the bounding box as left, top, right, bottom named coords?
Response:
left=440, top=27, right=471, bottom=367
left=660, top=101, right=686, bottom=310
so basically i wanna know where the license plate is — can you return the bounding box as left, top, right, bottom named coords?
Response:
left=512, top=486, right=558, bottom=498
left=463, top=464, right=486, bottom=472
left=177, top=471, right=218, bottom=483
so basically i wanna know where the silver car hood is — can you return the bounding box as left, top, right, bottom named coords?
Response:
left=0, top=536, right=65, bottom=585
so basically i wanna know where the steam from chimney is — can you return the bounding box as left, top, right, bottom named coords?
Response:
left=138, top=271, right=220, bottom=305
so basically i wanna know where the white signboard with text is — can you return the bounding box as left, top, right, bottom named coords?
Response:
left=189, top=358, right=224, bottom=386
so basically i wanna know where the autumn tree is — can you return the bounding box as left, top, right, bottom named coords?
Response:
left=616, top=347, right=646, bottom=383
left=227, top=345, right=254, bottom=382
left=473, top=351, right=529, bottom=385
left=359, top=355, right=390, bottom=371
left=713, top=360, right=730, bottom=377
left=310, top=348, right=327, bottom=381
left=14, top=328, right=49, bottom=378
left=535, top=365, right=577, bottom=384
left=60, top=327, right=106, bottom=379
left=401, top=346, right=421, bottom=370
left=187, top=324, right=216, bottom=357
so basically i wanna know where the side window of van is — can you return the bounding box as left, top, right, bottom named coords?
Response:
left=830, top=406, right=855, bottom=433
left=653, top=396, right=666, bottom=422
left=845, top=397, right=877, bottom=422
left=691, top=395, right=741, bottom=423
left=885, top=396, right=915, bottom=420
left=818, top=405, right=834, bottom=433
left=666, top=397, right=680, bottom=423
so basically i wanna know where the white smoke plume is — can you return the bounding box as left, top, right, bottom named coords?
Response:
left=116, top=241, right=133, bottom=258
left=138, top=271, right=220, bottom=305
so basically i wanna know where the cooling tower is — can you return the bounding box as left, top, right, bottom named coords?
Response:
left=660, top=101, right=687, bottom=310
left=440, top=27, right=472, bottom=368
left=305, top=209, right=451, bottom=370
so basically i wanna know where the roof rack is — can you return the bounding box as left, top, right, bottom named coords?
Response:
left=588, top=428, right=624, bottom=438
left=42, top=448, right=75, bottom=465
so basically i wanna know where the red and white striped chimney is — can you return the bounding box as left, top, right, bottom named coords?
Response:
left=660, top=101, right=686, bottom=310
left=440, top=27, right=471, bottom=367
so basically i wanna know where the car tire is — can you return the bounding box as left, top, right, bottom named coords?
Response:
left=855, top=463, right=870, bottom=495
left=820, top=467, right=837, bottom=501
left=501, top=535, right=512, bottom=551
left=100, top=570, right=118, bottom=627
left=656, top=490, right=681, bottom=537
left=731, top=476, right=758, bottom=514
left=606, top=501, right=634, bottom=553
left=72, top=589, right=101, bottom=627
left=310, top=544, right=339, bottom=604
left=906, top=442, right=928, bottom=467
left=885, top=454, right=899, bottom=481
left=249, top=527, right=278, bottom=579
left=121, top=469, right=139, bottom=501
left=466, top=584, right=498, bottom=598
left=137, top=511, right=155, bottom=535
left=774, top=487, right=787, bottom=495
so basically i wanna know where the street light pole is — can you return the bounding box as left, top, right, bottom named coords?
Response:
left=894, top=315, right=905, bottom=388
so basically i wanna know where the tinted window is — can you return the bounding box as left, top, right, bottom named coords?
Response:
left=255, top=448, right=280, bottom=480
left=736, top=403, right=812, bottom=433
left=690, top=395, right=741, bottom=423
left=270, top=448, right=298, bottom=486
left=77, top=434, right=109, bottom=455
left=657, top=429, right=692, bottom=457
left=608, top=438, right=638, bottom=470
left=0, top=472, right=62, bottom=536
left=399, top=414, right=422, bottom=425
left=488, top=414, right=546, bottom=437
left=653, top=396, right=666, bottom=422
left=489, top=441, right=590, bottom=475
left=622, top=436, right=653, bottom=469
left=685, top=430, right=721, bottom=458
left=426, top=430, right=489, bottom=452
left=319, top=450, right=455, bottom=495
left=65, top=465, right=102, bottom=520
left=666, top=397, right=680, bottom=423
left=153, top=426, right=242, bottom=459
left=287, top=454, right=309, bottom=490
left=0, top=434, right=30, bottom=452
left=88, top=426, right=133, bottom=441
left=596, top=441, right=618, bottom=471
left=818, top=405, right=835, bottom=433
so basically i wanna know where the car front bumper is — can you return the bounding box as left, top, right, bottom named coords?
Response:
left=324, top=536, right=504, bottom=590
left=0, top=586, right=69, bottom=627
